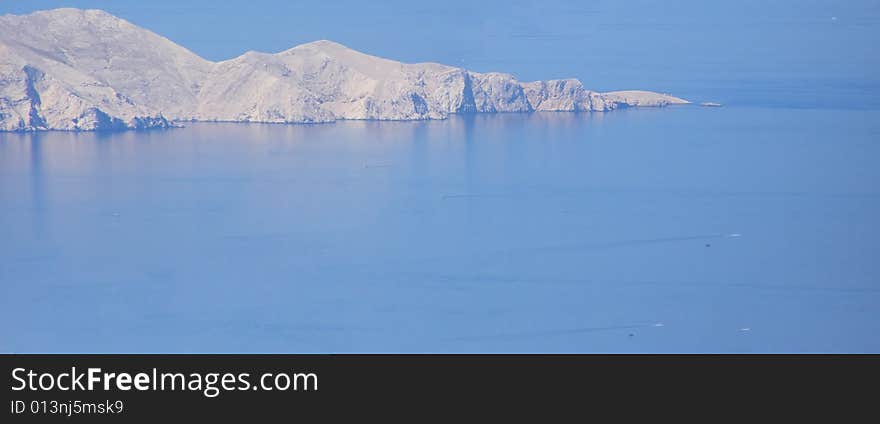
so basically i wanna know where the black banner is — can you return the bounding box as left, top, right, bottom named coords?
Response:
left=2, top=355, right=876, bottom=421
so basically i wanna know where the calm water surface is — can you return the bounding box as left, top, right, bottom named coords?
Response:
left=1, top=106, right=878, bottom=352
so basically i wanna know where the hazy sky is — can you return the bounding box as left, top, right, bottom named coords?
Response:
left=3, top=0, right=878, bottom=105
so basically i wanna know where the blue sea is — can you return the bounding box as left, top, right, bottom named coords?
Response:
left=2, top=106, right=878, bottom=352
left=1, top=0, right=879, bottom=352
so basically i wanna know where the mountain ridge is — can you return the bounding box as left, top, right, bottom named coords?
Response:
left=0, top=8, right=689, bottom=132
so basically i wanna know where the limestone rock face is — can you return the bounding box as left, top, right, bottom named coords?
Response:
left=523, top=79, right=616, bottom=112
left=0, top=8, right=689, bottom=132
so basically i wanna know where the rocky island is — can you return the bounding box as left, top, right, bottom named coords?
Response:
left=0, top=8, right=689, bottom=132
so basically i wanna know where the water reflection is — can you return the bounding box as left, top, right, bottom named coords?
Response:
left=27, top=133, right=48, bottom=239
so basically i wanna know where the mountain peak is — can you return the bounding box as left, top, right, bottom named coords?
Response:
left=284, top=39, right=361, bottom=57
left=294, top=39, right=349, bottom=51
left=12, top=7, right=118, bottom=21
